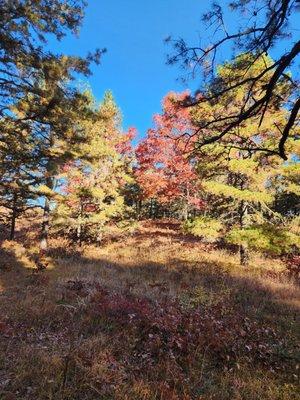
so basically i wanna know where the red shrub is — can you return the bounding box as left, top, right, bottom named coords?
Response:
left=87, top=286, right=285, bottom=374
left=286, top=255, right=300, bottom=280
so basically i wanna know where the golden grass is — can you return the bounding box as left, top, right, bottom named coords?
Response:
left=0, top=221, right=299, bottom=399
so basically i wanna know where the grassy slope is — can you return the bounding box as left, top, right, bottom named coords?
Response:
left=0, top=221, right=299, bottom=400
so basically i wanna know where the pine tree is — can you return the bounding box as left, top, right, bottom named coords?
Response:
left=0, top=0, right=104, bottom=248
left=54, top=92, right=135, bottom=244
left=190, top=54, right=296, bottom=264
left=0, top=118, right=41, bottom=239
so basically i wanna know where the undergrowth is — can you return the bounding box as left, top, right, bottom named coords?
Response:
left=0, top=221, right=299, bottom=399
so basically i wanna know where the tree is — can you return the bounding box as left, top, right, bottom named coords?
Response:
left=0, top=116, right=39, bottom=239
left=0, top=0, right=105, bottom=248
left=135, top=92, right=204, bottom=220
left=0, top=0, right=103, bottom=121
left=0, top=161, right=38, bottom=241
left=187, top=55, right=297, bottom=265
left=54, top=92, right=135, bottom=244
left=161, top=55, right=298, bottom=265
left=273, top=143, right=300, bottom=216
left=167, top=0, right=300, bottom=160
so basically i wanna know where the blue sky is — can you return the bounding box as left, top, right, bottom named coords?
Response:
left=49, top=1, right=299, bottom=141
left=49, top=0, right=209, bottom=139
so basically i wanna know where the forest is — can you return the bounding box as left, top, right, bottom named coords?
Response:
left=0, top=1, right=299, bottom=399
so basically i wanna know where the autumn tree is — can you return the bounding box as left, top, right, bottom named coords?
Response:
left=135, top=92, right=204, bottom=220
left=167, top=0, right=300, bottom=159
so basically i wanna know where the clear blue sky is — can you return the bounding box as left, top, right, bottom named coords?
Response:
left=50, top=0, right=208, bottom=139
left=49, top=1, right=299, bottom=141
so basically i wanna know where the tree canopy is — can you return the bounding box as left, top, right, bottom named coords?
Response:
left=167, top=0, right=300, bottom=160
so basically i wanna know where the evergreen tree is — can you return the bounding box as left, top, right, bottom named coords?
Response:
left=0, top=118, right=40, bottom=239
left=167, top=0, right=300, bottom=159
left=54, top=92, right=135, bottom=244
left=191, top=55, right=297, bottom=264
left=160, top=55, right=299, bottom=264
left=0, top=0, right=104, bottom=247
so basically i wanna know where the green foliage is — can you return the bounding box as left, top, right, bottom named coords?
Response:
left=188, top=53, right=297, bottom=264
left=183, top=216, right=223, bottom=242
left=226, top=224, right=300, bottom=256
left=203, top=181, right=274, bottom=204
left=53, top=91, right=135, bottom=243
left=0, top=0, right=103, bottom=245
left=280, top=163, right=300, bottom=196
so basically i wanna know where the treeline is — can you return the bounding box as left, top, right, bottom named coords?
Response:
left=0, top=1, right=299, bottom=266
left=135, top=55, right=299, bottom=265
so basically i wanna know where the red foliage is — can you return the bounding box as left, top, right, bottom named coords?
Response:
left=135, top=92, right=205, bottom=209
left=286, top=255, right=300, bottom=280
left=88, top=285, right=285, bottom=373
left=116, top=126, right=136, bottom=156
left=0, top=319, right=13, bottom=337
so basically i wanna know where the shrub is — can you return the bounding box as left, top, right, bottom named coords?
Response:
left=226, top=224, right=300, bottom=256
left=288, top=216, right=300, bottom=236
left=285, top=255, right=300, bottom=279
left=183, top=216, right=223, bottom=242
left=86, top=285, right=288, bottom=374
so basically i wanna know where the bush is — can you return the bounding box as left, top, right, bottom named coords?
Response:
left=183, top=216, right=223, bottom=242
left=285, top=255, right=300, bottom=279
left=226, top=224, right=300, bottom=256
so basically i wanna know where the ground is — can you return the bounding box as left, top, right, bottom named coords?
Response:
left=0, top=221, right=299, bottom=400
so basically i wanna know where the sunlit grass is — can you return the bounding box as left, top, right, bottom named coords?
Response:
left=0, top=222, right=299, bottom=400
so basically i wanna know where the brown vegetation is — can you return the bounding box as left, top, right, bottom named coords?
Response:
left=0, top=221, right=299, bottom=400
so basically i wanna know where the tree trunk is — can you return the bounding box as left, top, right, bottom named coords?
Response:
left=77, top=202, right=83, bottom=247
left=182, top=201, right=189, bottom=221
left=77, top=223, right=82, bottom=247
left=40, top=196, right=50, bottom=250
left=40, top=131, right=55, bottom=251
left=239, top=200, right=249, bottom=266
left=183, top=186, right=190, bottom=221
left=150, top=198, right=154, bottom=219
left=239, top=243, right=249, bottom=266
left=9, top=193, right=17, bottom=240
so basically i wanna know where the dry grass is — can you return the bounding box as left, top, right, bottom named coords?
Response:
left=0, top=221, right=299, bottom=399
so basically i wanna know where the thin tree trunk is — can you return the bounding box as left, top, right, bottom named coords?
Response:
left=40, top=196, right=50, bottom=250
left=182, top=203, right=188, bottom=221
left=40, top=131, right=55, bottom=251
left=183, top=185, right=190, bottom=221
left=150, top=198, right=154, bottom=219
left=9, top=193, right=17, bottom=240
left=239, top=200, right=249, bottom=266
left=77, top=223, right=82, bottom=247
left=77, top=202, right=83, bottom=247
left=239, top=243, right=249, bottom=266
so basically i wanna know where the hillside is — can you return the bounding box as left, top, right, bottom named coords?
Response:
left=0, top=221, right=299, bottom=400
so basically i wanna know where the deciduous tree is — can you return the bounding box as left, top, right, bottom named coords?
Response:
left=135, top=92, right=204, bottom=220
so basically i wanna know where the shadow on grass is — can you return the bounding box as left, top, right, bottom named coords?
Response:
left=0, top=243, right=299, bottom=400
left=50, top=247, right=300, bottom=332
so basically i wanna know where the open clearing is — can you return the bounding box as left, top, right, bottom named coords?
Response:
left=0, top=221, right=299, bottom=400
